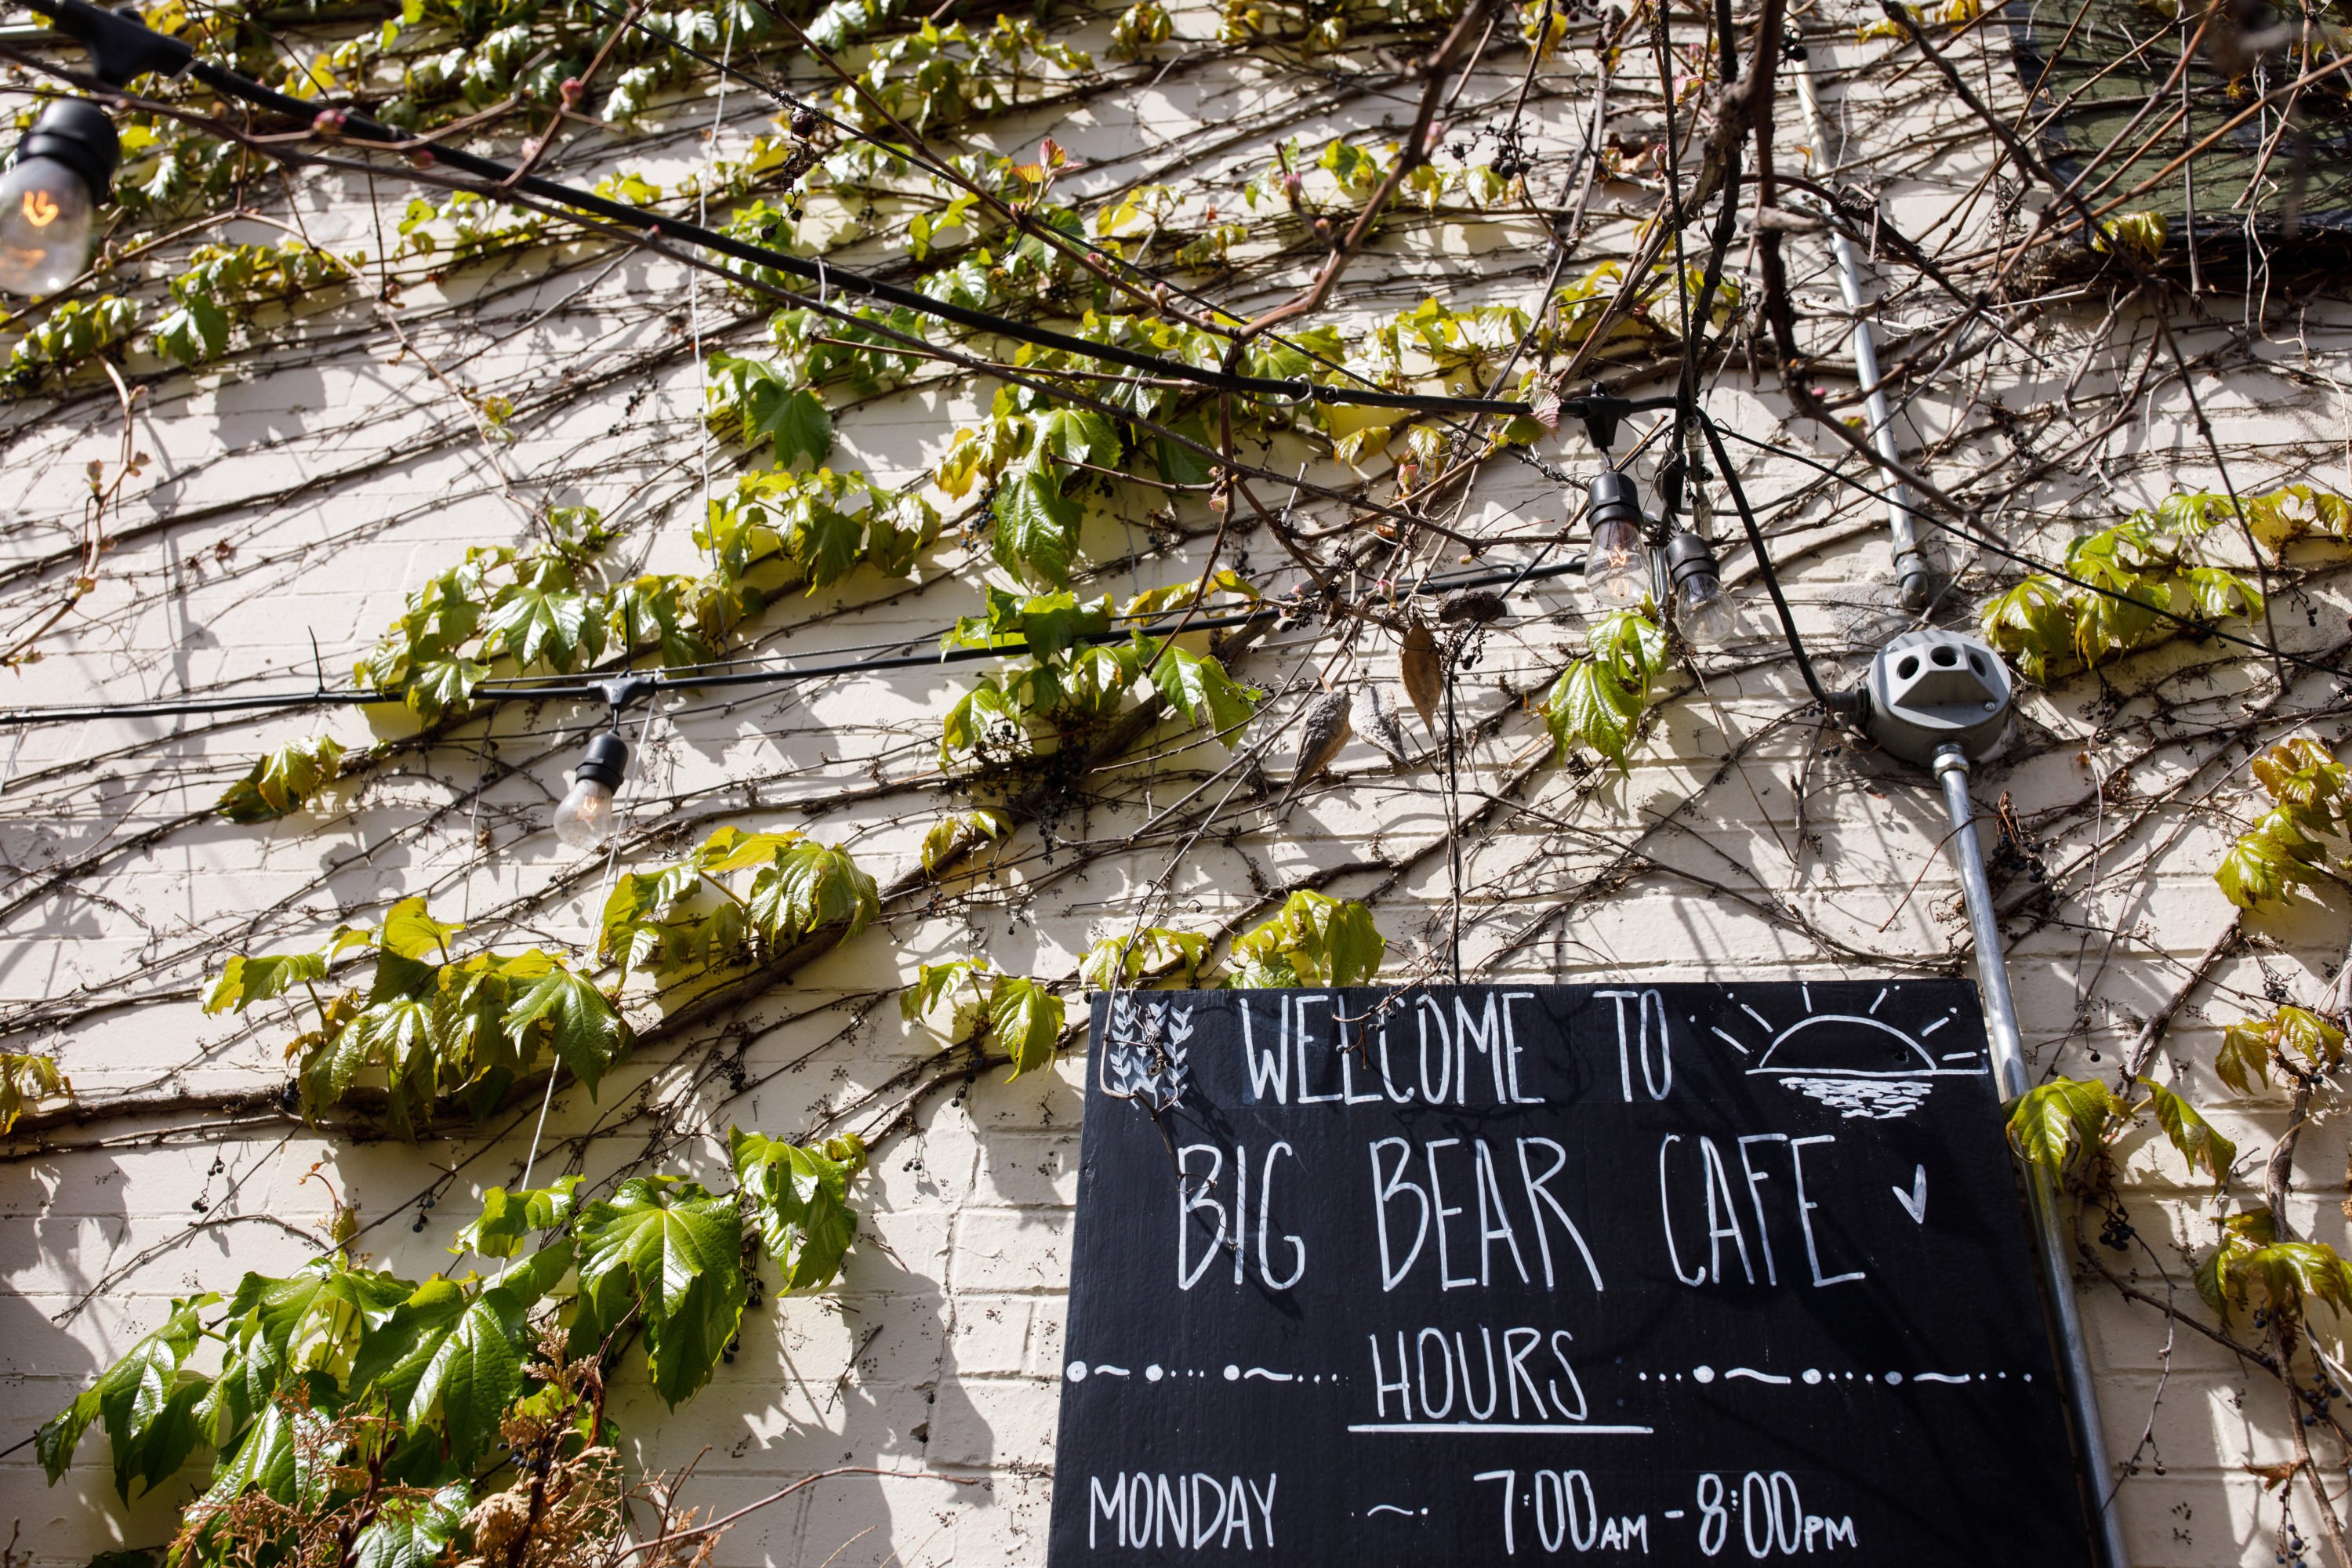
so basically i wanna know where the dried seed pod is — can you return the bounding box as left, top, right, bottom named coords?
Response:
left=1399, top=620, right=1442, bottom=731
left=1351, top=682, right=1412, bottom=768
left=1275, top=691, right=1353, bottom=815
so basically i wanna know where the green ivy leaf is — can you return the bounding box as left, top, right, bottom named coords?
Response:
left=699, top=826, right=812, bottom=874
left=1225, top=891, right=1385, bottom=987
left=2143, top=1081, right=2235, bottom=1188
left=216, top=736, right=347, bottom=823
left=0, top=1052, right=67, bottom=1134
left=1079, top=928, right=1211, bottom=990
left=347, top=1276, right=467, bottom=1417
left=940, top=678, right=1025, bottom=768
left=920, top=808, right=1010, bottom=874
left=749, top=840, right=880, bottom=947
left=1977, top=576, right=2067, bottom=684
left=453, top=1175, right=582, bottom=1259
left=597, top=862, right=708, bottom=972
left=989, top=975, right=1065, bottom=1077
left=2004, top=1076, right=2124, bottom=1180
left=500, top=1239, right=575, bottom=1308
left=1030, top=406, right=1120, bottom=470
left=151, top=293, right=230, bottom=365
left=992, top=463, right=1082, bottom=586
left=788, top=499, right=866, bottom=589
left=2218, top=1006, right=2347, bottom=1093
left=501, top=966, right=630, bottom=1098
left=36, top=1391, right=97, bottom=1486
left=2277, top=1005, right=2350, bottom=1073
left=575, top=1178, right=746, bottom=1407
left=409, top=1287, right=527, bottom=1462
left=903, top=957, right=990, bottom=1029
left=351, top=1483, right=470, bottom=1568
left=2259, top=1241, right=2352, bottom=1319
left=378, top=898, right=465, bottom=963
left=311, top=995, right=437, bottom=1116
left=2094, top=209, right=2166, bottom=263
left=730, top=1127, right=866, bottom=1290
left=1543, top=611, right=1664, bottom=768
left=2216, top=1016, right=2277, bottom=1094
left=609, top=574, right=715, bottom=669
left=481, top=581, right=603, bottom=673
left=399, top=655, right=490, bottom=721
left=201, top=1400, right=337, bottom=1512
left=2214, top=831, right=2315, bottom=910
left=1011, top=592, right=1114, bottom=664
left=1154, top=410, right=1218, bottom=485
left=122, top=1378, right=208, bottom=1497
left=40, top=1295, right=215, bottom=1495
left=1138, top=638, right=1260, bottom=740
left=205, top=951, right=332, bottom=1015
left=1331, top=423, right=1392, bottom=469
left=710, top=356, right=833, bottom=467
left=228, top=1259, right=409, bottom=1406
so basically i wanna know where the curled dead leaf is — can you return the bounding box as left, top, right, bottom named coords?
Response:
left=1399, top=620, right=1441, bottom=732
left=2245, top=1460, right=2299, bottom=1491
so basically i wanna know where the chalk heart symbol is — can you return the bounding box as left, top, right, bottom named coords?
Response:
left=1893, top=1164, right=1928, bottom=1225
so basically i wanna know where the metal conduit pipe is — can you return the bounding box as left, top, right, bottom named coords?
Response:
left=1789, top=39, right=1933, bottom=608
left=1934, top=744, right=2130, bottom=1568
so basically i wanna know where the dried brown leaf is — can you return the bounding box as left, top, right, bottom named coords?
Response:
left=1399, top=620, right=1441, bottom=732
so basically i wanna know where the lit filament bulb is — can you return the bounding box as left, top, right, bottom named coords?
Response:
left=1581, top=470, right=1650, bottom=608
left=0, top=158, right=95, bottom=296
left=550, top=732, right=630, bottom=851
left=0, top=102, right=114, bottom=299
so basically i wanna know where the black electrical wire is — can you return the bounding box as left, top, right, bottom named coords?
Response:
left=1692, top=410, right=1852, bottom=715
left=0, top=557, right=1592, bottom=728
left=25, top=0, right=1531, bottom=417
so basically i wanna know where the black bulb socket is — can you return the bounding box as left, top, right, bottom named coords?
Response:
left=1664, top=531, right=1722, bottom=591
left=1586, top=470, right=1642, bottom=535
left=18, top=100, right=118, bottom=205
left=572, top=731, right=629, bottom=789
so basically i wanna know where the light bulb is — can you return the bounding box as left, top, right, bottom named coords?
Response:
left=1581, top=469, right=1652, bottom=608
left=550, top=730, right=630, bottom=851
left=0, top=157, right=94, bottom=296
left=0, top=103, right=118, bottom=299
left=1672, top=570, right=1737, bottom=648
left=550, top=776, right=617, bottom=849
left=1585, top=516, right=1649, bottom=606
left=1665, top=531, right=1737, bottom=648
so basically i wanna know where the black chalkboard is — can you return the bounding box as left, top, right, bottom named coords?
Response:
left=1047, top=982, right=2093, bottom=1566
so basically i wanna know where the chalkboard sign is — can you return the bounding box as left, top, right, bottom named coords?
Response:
left=1047, top=982, right=2092, bottom=1565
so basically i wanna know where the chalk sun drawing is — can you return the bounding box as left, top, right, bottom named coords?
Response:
left=1716, top=986, right=1987, bottom=1121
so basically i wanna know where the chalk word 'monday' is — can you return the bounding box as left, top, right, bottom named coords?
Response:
left=1087, top=1473, right=1278, bottom=1552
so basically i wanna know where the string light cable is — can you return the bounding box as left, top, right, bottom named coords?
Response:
left=11, top=0, right=1534, bottom=419
left=0, top=556, right=1596, bottom=730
